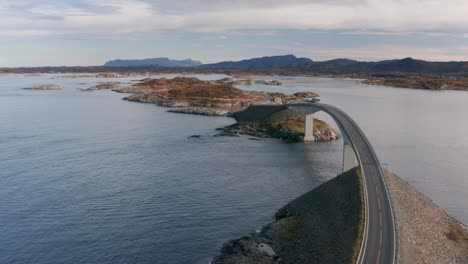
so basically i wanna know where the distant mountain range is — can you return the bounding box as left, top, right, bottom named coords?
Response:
left=200, top=55, right=468, bottom=74
left=101, top=55, right=468, bottom=74
left=199, top=54, right=312, bottom=69
left=294, top=57, right=468, bottom=74
left=103, top=57, right=203, bottom=67
left=3, top=55, right=467, bottom=75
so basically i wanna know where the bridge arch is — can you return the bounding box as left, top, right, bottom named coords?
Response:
left=285, top=104, right=359, bottom=173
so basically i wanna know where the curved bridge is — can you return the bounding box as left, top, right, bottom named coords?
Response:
left=235, top=103, right=397, bottom=263
left=287, top=103, right=396, bottom=264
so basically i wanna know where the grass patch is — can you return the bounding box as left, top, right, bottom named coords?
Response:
left=274, top=216, right=303, bottom=241
left=350, top=167, right=365, bottom=264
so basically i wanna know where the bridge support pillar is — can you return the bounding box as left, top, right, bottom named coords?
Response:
left=343, top=141, right=357, bottom=172
left=304, top=114, right=315, bottom=142
left=342, top=131, right=357, bottom=172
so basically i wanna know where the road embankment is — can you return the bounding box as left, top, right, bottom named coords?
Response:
left=212, top=168, right=363, bottom=264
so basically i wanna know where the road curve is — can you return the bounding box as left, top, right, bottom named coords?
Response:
left=289, top=103, right=396, bottom=264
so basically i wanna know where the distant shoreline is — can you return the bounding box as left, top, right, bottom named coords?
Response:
left=3, top=68, right=468, bottom=91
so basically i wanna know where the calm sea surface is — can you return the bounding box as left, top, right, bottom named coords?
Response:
left=0, top=74, right=466, bottom=264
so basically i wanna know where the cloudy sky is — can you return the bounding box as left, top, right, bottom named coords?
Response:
left=1, top=0, right=468, bottom=66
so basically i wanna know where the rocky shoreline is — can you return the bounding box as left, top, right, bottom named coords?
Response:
left=363, top=76, right=468, bottom=91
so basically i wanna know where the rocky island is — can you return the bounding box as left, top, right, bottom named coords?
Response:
left=83, top=82, right=123, bottom=91
left=82, top=77, right=336, bottom=142
left=24, top=84, right=63, bottom=90
left=113, top=77, right=266, bottom=107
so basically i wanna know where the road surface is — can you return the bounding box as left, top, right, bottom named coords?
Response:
left=289, top=103, right=396, bottom=264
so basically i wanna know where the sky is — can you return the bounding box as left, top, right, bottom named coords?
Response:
left=1, top=0, right=468, bottom=67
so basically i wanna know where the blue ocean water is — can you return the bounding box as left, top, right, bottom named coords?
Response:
left=1, top=74, right=467, bottom=263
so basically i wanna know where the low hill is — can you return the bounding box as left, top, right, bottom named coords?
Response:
left=103, top=57, right=202, bottom=67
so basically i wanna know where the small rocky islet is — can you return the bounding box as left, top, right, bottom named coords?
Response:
left=24, top=84, right=64, bottom=90
left=83, top=77, right=337, bottom=142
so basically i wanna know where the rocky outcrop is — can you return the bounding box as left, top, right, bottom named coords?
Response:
left=218, top=117, right=341, bottom=142
left=384, top=171, right=468, bottom=263
left=212, top=168, right=363, bottom=264
left=82, top=82, right=122, bottom=91
left=24, top=84, right=63, bottom=90
left=293, top=91, right=319, bottom=99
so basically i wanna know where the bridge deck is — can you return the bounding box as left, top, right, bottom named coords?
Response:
left=287, top=103, right=396, bottom=264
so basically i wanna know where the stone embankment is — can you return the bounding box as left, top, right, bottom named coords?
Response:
left=384, top=171, right=468, bottom=263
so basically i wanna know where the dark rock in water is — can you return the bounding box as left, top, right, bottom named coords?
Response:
left=248, top=138, right=263, bottom=141
left=188, top=135, right=201, bottom=139
left=213, top=132, right=240, bottom=138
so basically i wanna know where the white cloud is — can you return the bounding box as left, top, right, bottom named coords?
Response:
left=1, top=0, right=468, bottom=37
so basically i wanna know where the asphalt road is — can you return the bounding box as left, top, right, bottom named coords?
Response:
left=289, top=103, right=396, bottom=264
